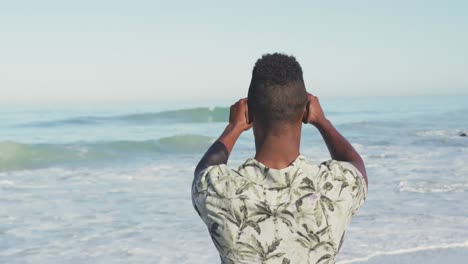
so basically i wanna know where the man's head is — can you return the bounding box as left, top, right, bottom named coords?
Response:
left=247, top=53, right=307, bottom=133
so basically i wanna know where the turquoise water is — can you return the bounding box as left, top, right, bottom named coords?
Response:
left=1, top=95, right=467, bottom=263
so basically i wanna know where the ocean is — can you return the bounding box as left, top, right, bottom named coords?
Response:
left=1, top=95, right=467, bottom=263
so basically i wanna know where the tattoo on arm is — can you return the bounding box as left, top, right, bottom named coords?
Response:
left=194, top=140, right=229, bottom=177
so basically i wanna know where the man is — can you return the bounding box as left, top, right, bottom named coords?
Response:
left=192, top=53, right=368, bottom=264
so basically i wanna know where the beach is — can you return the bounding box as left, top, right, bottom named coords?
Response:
left=1, top=95, right=468, bottom=263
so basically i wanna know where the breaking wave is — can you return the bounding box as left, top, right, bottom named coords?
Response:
left=21, top=107, right=230, bottom=127
left=18, top=107, right=382, bottom=127
left=0, top=135, right=215, bottom=172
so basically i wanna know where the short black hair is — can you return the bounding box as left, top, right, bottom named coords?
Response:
left=248, top=53, right=307, bottom=128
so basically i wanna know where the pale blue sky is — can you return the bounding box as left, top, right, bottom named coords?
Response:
left=1, top=0, right=467, bottom=104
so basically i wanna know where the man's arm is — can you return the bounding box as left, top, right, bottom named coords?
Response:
left=303, top=94, right=368, bottom=187
left=194, top=99, right=252, bottom=176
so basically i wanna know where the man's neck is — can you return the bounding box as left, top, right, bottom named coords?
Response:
left=254, top=132, right=301, bottom=170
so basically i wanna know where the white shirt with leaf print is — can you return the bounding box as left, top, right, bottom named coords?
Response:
left=192, top=155, right=367, bottom=264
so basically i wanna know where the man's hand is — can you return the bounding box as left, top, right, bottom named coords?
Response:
left=194, top=98, right=252, bottom=176
left=303, top=93, right=326, bottom=126
left=229, top=98, right=252, bottom=132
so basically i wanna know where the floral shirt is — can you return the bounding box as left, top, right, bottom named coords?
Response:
left=192, top=155, right=367, bottom=264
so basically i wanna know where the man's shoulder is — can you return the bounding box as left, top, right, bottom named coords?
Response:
left=199, top=156, right=359, bottom=176
left=235, top=154, right=317, bottom=171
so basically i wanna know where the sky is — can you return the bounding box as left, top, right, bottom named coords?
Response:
left=0, top=0, right=467, bottom=104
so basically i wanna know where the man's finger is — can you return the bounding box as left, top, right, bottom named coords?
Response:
left=245, top=100, right=250, bottom=124
left=229, top=104, right=235, bottom=123
left=303, top=101, right=310, bottom=124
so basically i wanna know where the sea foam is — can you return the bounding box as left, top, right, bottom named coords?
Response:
left=337, top=240, right=468, bottom=264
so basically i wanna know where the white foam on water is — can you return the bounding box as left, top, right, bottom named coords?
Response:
left=416, top=129, right=468, bottom=138
left=337, top=240, right=468, bottom=264
left=0, top=180, right=14, bottom=186
left=399, top=181, right=468, bottom=193
left=416, top=129, right=453, bottom=137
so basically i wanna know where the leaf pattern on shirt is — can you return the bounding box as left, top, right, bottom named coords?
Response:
left=192, top=157, right=367, bottom=264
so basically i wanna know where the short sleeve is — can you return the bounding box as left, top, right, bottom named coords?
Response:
left=191, top=164, right=231, bottom=224
left=320, top=160, right=368, bottom=216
